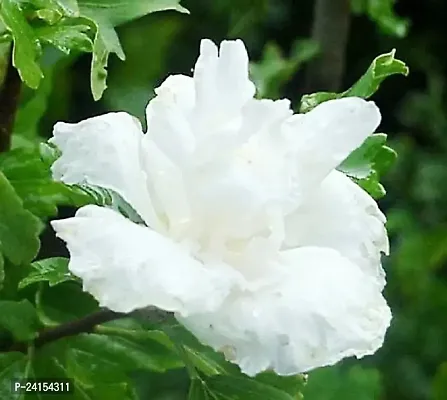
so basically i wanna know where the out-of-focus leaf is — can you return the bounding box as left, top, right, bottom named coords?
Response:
left=352, top=0, right=410, bottom=38
left=35, top=22, right=93, bottom=54
left=0, top=254, right=4, bottom=291
left=206, top=375, right=297, bottom=400
left=0, top=171, right=42, bottom=265
left=0, top=0, right=43, bottom=88
left=303, top=365, right=382, bottom=400
left=300, top=50, right=408, bottom=112
left=76, top=0, right=189, bottom=100
left=250, top=39, right=318, bottom=99
left=339, top=133, right=397, bottom=198
left=0, top=300, right=39, bottom=341
left=433, top=362, right=447, bottom=400
left=19, top=257, right=78, bottom=289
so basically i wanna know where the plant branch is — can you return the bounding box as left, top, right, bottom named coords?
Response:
left=0, top=306, right=173, bottom=353
left=305, top=0, right=351, bottom=92
left=1, top=308, right=127, bottom=353
left=0, top=47, right=21, bottom=153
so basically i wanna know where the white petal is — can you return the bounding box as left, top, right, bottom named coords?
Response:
left=146, top=75, right=196, bottom=165
left=284, top=170, right=388, bottom=287
left=179, top=247, right=391, bottom=376
left=283, top=97, right=381, bottom=189
left=51, top=205, right=242, bottom=315
left=194, top=39, right=255, bottom=116
left=50, top=113, right=163, bottom=231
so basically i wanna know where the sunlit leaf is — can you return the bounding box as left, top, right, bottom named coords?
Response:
left=339, top=133, right=397, bottom=198
left=300, top=50, right=408, bottom=112
left=19, top=257, right=78, bottom=289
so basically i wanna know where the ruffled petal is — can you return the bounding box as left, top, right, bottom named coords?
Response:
left=284, top=170, right=388, bottom=287
left=50, top=112, right=163, bottom=231
left=51, top=205, right=242, bottom=315
left=283, top=97, right=381, bottom=190
left=179, top=247, right=391, bottom=376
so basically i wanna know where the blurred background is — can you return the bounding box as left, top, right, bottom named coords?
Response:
left=16, top=0, right=447, bottom=399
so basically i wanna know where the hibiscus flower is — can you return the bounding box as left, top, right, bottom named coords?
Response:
left=50, top=39, right=391, bottom=376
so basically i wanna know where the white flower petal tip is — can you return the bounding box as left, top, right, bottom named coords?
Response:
left=179, top=247, right=391, bottom=377
left=50, top=38, right=391, bottom=376
left=51, top=205, right=243, bottom=315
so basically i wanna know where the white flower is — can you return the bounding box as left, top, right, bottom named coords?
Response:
left=50, top=39, right=391, bottom=376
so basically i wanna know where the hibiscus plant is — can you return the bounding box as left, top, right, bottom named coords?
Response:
left=0, top=0, right=408, bottom=399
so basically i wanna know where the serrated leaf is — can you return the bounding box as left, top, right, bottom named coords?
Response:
left=338, top=133, right=397, bottom=198
left=300, top=50, right=408, bottom=113
left=0, top=171, right=42, bottom=265
left=0, top=0, right=43, bottom=88
left=206, top=375, right=297, bottom=400
left=19, top=257, right=78, bottom=289
left=345, top=49, right=409, bottom=98
left=339, top=133, right=396, bottom=178
left=76, top=0, right=188, bottom=100
left=0, top=300, right=40, bottom=341
left=35, top=23, right=93, bottom=54
left=0, top=147, right=91, bottom=219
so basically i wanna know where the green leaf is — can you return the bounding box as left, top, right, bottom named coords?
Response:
left=345, top=49, right=409, bottom=98
left=352, top=0, right=410, bottom=38
left=19, top=257, right=78, bottom=289
left=0, top=0, right=43, bottom=88
left=0, top=300, right=39, bottom=341
left=206, top=375, right=297, bottom=400
left=35, top=22, right=93, bottom=54
left=31, top=340, right=135, bottom=400
left=0, top=171, right=42, bottom=265
left=70, top=332, right=181, bottom=373
left=76, top=0, right=188, bottom=100
left=255, top=372, right=306, bottom=399
left=250, top=39, right=318, bottom=99
left=188, top=379, right=211, bottom=400
left=0, top=147, right=91, bottom=219
left=433, top=362, right=447, bottom=400
left=299, top=50, right=408, bottom=113
left=0, top=352, right=29, bottom=400
left=0, top=253, right=4, bottom=291
left=338, top=133, right=397, bottom=198
left=27, top=0, right=80, bottom=17
left=303, top=365, right=382, bottom=400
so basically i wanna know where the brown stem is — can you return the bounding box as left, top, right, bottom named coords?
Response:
left=0, top=307, right=173, bottom=353
left=1, top=308, right=127, bottom=353
left=0, top=48, right=21, bottom=153
left=305, top=0, right=351, bottom=92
